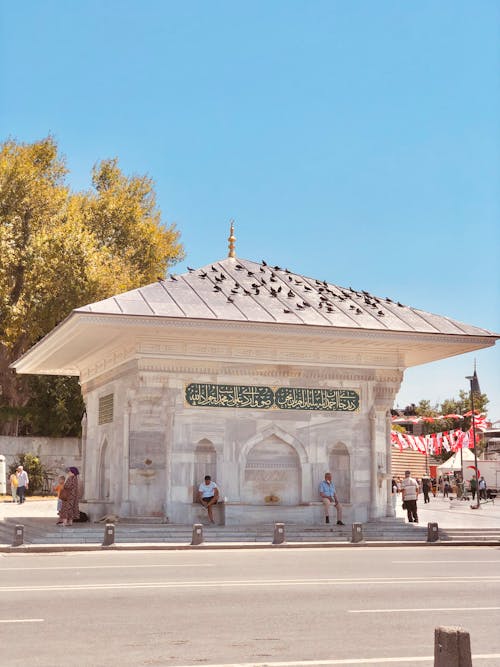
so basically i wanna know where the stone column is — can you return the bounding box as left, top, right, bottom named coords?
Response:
left=119, top=400, right=131, bottom=516
left=386, top=409, right=395, bottom=517
left=369, top=406, right=378, bottom=519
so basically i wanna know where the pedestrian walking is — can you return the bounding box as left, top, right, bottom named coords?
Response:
left=15, top=466, right=29, bottom=504
left=401, top=470, right=419, bottom=523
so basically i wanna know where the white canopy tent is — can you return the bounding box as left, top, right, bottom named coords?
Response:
left=437, top=448, right=476, bottom=475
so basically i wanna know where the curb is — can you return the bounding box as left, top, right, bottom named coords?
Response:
left=1, top=539, right=499, bottom=553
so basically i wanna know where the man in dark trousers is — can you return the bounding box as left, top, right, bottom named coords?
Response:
left=401, top=470, right=419, bottom=523
left=422, top=478, right=431, bottom=504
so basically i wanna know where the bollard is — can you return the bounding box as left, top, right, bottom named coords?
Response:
left=434, top=626, right=472, bottom=667
left=272, top=522, right=286, bottom=545
left=191, top=523, right=204, bottom=546
left=12, top=524, right=24, bottom=547
left=102, top=523, right=115, bottom=547
left=351, top=522, right=364, bottom=543
left=427, top=522, right=439, bottom=543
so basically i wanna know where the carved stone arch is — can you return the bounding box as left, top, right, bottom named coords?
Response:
left=328, top=441, right=351, bottom=503
left=239, top=425, right=305, bottom=505
left=98, top=437, right=110, bottom=500
left=193, top=438, right=217, bottom=502
left=238, top=424, right=308, bottom=466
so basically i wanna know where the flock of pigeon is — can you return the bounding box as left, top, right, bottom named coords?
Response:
left=158, top=258, right=406, bottom=324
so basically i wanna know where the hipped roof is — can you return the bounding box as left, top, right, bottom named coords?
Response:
left=11, top=256, right=499, bottom=376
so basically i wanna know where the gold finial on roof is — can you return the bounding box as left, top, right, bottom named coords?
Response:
left=228, top=219, right=236, bottom=258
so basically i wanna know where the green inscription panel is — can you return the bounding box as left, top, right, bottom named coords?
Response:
left=274, top=387, right=359, bottom=412
left=185, top=383, right=274, bottom=409
left=185, top=383, right=359, bottom=412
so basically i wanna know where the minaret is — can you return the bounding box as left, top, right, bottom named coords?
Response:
left=228, top=219, right=236, bottom=258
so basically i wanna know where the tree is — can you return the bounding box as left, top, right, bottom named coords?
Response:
left=393, top=390, right=490, bottom=462
left=0, top=137, right=184, bottom=435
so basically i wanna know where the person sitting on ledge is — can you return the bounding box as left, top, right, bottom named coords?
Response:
left=319, top=472, right=344, bottom=525
left=198, top=475, right=219, bottom=524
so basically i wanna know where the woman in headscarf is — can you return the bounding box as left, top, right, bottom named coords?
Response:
left=59, top=467, right=80, bottom=526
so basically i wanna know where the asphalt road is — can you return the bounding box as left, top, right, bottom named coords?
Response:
left=1, top=546, right=500, bottom=667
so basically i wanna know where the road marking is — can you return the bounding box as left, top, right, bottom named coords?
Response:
left=350, top=606, right=500, bottom=613
left=170, top=655, right=500, bottom=666
left=0, top=619, right=44, bottom=624
left=0, top=563, right=214, bottom=572
left=392, top=560, right=500, bottom=564
left=1, top=575, right=500, bottom=593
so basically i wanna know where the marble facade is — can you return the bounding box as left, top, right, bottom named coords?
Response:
left=12, top=251, right=498, bottom=524
left=81, top=351, right=400, bottom=524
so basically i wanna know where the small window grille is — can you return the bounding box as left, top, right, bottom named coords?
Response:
left=98, top=394, right=114, bottom=425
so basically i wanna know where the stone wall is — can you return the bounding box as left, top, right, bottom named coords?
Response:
left=0, top=436, right=82, bottom=489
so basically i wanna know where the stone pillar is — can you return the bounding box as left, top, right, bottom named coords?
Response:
left=120, top=401, right=131, bottom=517
left=369, top=406, right=378, bottom=519
left=386, top=410, right=395, bottom=517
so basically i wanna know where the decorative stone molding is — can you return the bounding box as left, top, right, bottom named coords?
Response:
left=75, top=313, right=494, bottom=347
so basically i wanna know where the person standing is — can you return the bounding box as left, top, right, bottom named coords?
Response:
left=53, top=475, right=66, bottom=524
left=470, top=475, right=477, bottom=501
left=59, top=467, right=80, bottom=526
left=478, top=476, right=487, bottom=500
left=319, top=472, right=344, bottom=525
left=197, top=475, right=219, bottom=524
left=15, top=466, right=29, bottom=504
left=391, top=477, right=399, bottom=512
left=9, top=471, right=18, bottom=503
left=422, top=478, right=431, bottom=504
left=401, top=469, right=419, bottom=523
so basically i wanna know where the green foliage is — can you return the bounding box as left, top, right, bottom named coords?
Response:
left=0, top=137, right=185, bottom=435
left=395, top=390, right=490, bottom=462
left=8, top=453, right=46, bottom=495
left=415, top=400, right=438, bottom=417
left=23, top=376, right=85, bottom=437
left=440, top=389, right=489, bottom=417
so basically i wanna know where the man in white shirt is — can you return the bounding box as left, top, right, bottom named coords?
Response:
left=197, top=475, right=219, bottom=524
left=16, top=466, right=29, bottom=504
left=401, top=469, right=419, bottom=523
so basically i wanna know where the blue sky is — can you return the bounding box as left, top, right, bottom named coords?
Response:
left=1, top=1, right=499, bottom=420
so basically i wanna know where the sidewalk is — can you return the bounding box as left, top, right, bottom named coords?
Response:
left=2, top=493, right=499, bottom=528
left=394, top=492, right=500, bottom=528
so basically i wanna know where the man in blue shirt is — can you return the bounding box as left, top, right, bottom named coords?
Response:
left=319, top=472, right=344, bottom=525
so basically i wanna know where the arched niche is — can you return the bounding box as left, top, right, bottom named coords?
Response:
left=242, top=434, right=301, bottom=505
left=328, top=442, right=351, bottom=503
left=193, top=439, right=217, bottom=502
left=99, top=438, right=110, bottom=500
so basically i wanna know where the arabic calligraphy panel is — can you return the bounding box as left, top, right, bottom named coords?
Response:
left=274, top=387, right=359, bottom=412
left=185, top=383, right=274, bottom=409
left=185, top=383, right=359, bottom=412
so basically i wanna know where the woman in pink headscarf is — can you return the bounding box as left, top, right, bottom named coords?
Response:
left=59, top=467, right=80, bottom=526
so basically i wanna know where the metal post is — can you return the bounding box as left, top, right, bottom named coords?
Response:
left=466, top=369, right=481, bottom=510
left=102, top=523, right=115, bottom=546
left=427, top=522, right=439, bottom=542
left=191, top=523, right=204, bottom=546
left=434, top=625, right=472, bottom=667
left=12, top=525, right=24, bottom=547
left=351, top=523, right=364, bottom=543
left=272, top=522, right=285, bottom=545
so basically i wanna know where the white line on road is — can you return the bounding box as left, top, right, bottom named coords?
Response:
left=1, top=575, right=500, bottom=593
left=0, top=619, right=44, bottom=624
left=0, top=563, right=214, bottom=571
left=349, top=606, right=500, bottom=613
left=168, top=655, right=500, bottom=666
left=392, top=560, right=500, bottom=564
